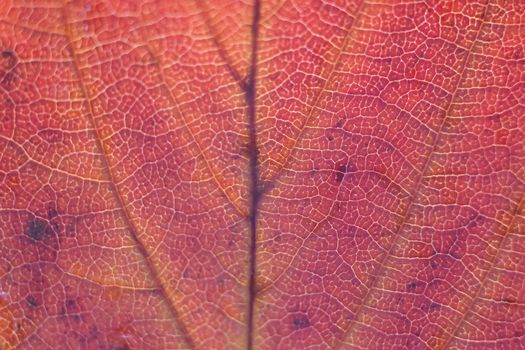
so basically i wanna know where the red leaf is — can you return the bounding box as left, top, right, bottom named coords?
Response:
left=0, top=1, right=524, bottom=349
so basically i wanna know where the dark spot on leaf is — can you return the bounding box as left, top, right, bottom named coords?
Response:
left=335, top=119, right=344, bottom=128
left=26, top=295, right=38, bottom=307
left=336, top=164, right=346, bottom=183
left=64, top=298, right=81, bottom=320
left=1, top=50, right=17, bottom=69
left=293, top=315, right=310, bottom=329
left=335, top=162, right=356, bottom=183
left=1, top=49, right=18, bottom=89
left=87, top=325, right=99, bottom=340
left=47, top=208, right=58, bottom=219
left=429, top=303, right=441, bottom=310
left=406, top=281, right=419, bottom=291
left=27, top=217, right=51, bottom=241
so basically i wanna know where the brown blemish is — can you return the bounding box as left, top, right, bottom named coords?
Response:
left=1, top=49, right=18, bottom=89
left=335, top=162, right=356, bottom=183
left=336, top=164, right=347, bottom=183
left=292, top=315, right=310, bottom=329
left=26, top=217, right=52, bottom=241
left=26, top=295, right=38, bottom=308
left=406, top=281, right=420, bottom=291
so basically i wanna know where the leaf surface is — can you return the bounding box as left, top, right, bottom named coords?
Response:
left=0, top=1, right=524, bottom=349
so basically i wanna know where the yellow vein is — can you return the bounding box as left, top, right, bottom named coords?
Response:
left=440, top=193, right=524, bottom=349
left=195, top=0, right=247, bottom=91
left=265, top=0, right=366, bottom=183
left=60, top=3, right=195, bottom=349
left=337, top=2, right=491, bottom=347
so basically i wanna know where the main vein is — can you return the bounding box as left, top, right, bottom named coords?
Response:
left=246, top=1, right=261, bottom=349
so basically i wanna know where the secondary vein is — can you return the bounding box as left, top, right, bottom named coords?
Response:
left=60, top=3, right=195, bottom=349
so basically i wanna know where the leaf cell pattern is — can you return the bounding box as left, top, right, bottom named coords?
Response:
left=0, top=1, right=524, bottom=349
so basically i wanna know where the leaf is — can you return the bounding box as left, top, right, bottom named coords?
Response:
left=0, top=1, right=523, bottom=349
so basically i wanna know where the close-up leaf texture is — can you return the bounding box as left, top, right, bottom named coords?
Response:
left=0, top=0, right=524, bottom=349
